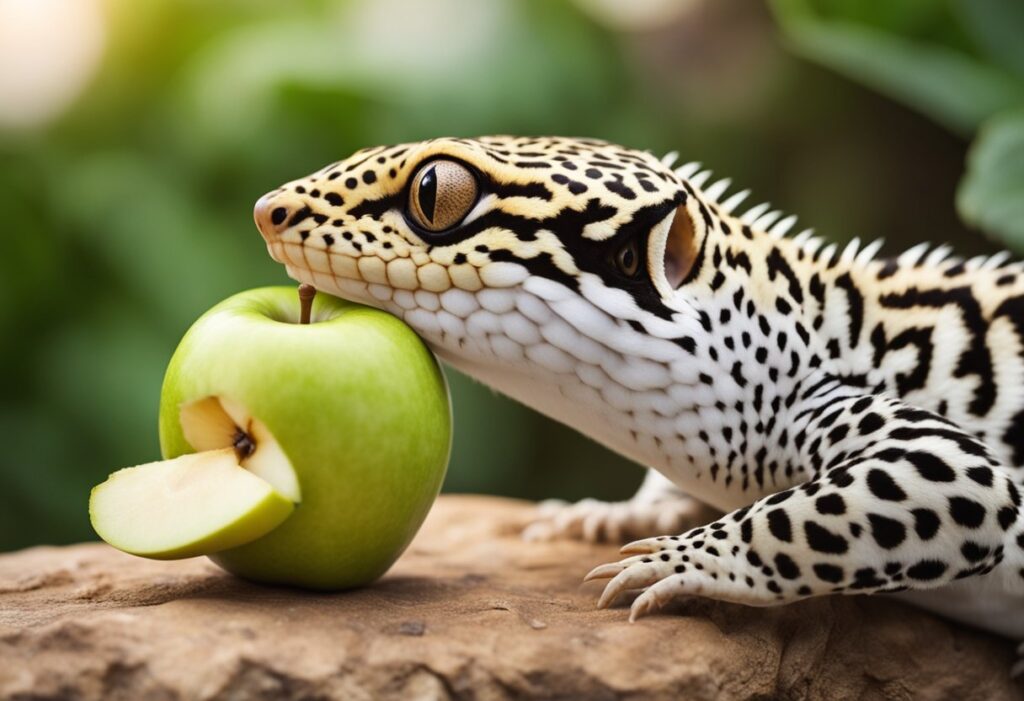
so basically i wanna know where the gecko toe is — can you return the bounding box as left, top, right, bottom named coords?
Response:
left=596, top=563, right=664, bottom=608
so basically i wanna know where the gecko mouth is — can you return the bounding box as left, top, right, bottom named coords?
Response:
left=254, top=192, right=370, bottom=295
left=267, top=241, right=372, bottom=306
left=268, top=240, right=363, bottom=284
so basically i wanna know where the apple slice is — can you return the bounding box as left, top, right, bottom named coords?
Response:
left=90, top=448, right=294, bottom=560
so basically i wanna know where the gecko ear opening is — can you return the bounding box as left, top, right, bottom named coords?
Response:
left=663, top=203, right=698, bottom=289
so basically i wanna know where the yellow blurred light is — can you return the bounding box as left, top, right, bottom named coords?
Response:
left=0, top=0, right=106, bottom=130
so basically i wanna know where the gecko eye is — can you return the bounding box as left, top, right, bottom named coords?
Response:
left=615, top=239, right=641, bottom=278
left=408, top=160, right=478, bottom=232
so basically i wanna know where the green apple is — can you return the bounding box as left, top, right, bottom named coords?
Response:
left=156, top=286, right=452, bottom=589
left=90, top=448, right=294, bottom=560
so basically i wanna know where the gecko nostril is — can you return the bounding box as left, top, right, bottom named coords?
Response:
left=254, top=193, right=288, bottom=240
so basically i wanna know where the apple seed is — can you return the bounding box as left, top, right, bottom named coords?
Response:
left=232, top=428, right=257, bottom=461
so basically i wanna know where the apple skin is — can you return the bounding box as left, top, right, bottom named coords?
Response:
left=159, top=286, right=451, bottom=590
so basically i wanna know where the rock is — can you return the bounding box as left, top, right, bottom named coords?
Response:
left=0, top=495, right=1019, bottom=700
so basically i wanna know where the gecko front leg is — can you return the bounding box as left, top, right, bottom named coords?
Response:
left=523, top=468, right=714, bottom=543
left=586, top=388, right=1024, bottom=620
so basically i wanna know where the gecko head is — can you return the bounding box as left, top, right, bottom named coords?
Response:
left=254, top=136, right=704, bottom=370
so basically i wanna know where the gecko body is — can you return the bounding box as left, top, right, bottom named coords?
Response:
left=252, top=136, right=1024, bottom=661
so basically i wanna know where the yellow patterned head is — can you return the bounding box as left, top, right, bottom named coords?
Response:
left=254, top=136, right=702, bottom=324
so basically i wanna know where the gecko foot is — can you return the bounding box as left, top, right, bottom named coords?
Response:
left=521, top=496, right=708, bottom=544
left=585, top=549, right=723, bottom=619
left=584, top=531, right=785, bottom=617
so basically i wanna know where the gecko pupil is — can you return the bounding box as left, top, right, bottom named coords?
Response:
left=418, top=166, right=437, bottom=223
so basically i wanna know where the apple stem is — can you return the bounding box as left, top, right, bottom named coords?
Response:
left=298, top=284, right=316, bottom=324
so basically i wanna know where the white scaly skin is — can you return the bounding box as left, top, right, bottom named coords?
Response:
left=253, top=136, right=1024, bottom=670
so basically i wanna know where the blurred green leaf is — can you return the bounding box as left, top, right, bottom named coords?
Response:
left=179, top=0, right=622, bottom=157
left=771, top=0, right=1024, bottom=133
left=954, top=0, right=1024, bottom=79
left=957, top=109, right=1024, bottom=250
left=443, top=372, right=536, bottom=493
left=37, top=298, right=171, bottom=468
left=798, top=0, right=955, bottom=38
left=0, top=404, right=96, bottom=549
left=50, top=152, right=282, bottom=330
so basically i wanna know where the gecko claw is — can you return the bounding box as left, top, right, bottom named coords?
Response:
left=583, top=562, right=625, bottom=582
left=585, top=554, right=654, bottom=584
left=629, top=592, right=655, bottom=622
left=596, top=581, right=622, bottom=609
left=629, top=577, right=682, bottom=621
left=595, top=563, right=664, bottom=609
left=620, top=538, right=660, bottom=554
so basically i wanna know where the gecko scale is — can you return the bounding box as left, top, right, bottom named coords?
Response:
left=252, top=136, right=1024, bottom=670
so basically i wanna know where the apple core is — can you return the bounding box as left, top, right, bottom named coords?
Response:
left=179, top=395, right=301, bottom=503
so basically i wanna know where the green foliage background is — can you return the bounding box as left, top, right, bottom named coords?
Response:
left=771, top=0, right=1024, bottom=248
left=1, top=0, right=1019, bottom=551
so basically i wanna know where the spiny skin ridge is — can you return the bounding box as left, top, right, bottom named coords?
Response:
left=253, top=136, right=1024, bottom=659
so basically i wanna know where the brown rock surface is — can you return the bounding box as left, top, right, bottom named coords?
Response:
left=0, top=495, right=1020, bottom=700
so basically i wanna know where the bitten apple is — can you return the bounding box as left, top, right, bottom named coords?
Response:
left=159, top=286, right=452, bottom=589
left=91, top=285, right=451, bottom=590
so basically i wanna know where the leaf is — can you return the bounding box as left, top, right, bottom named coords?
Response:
left=771, top=0, right=1024, bottom=134
left=795, top=0, right=953, bottom=38
left=957, top=108, right=1024, bottom=251
left=954, top=0, right=1024, bottom=79
left=49, top=152, right=282, bottom=330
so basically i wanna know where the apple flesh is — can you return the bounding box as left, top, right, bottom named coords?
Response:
left=159, top=286, right=452, bottom=590
left=89, top=448, right=294, bottom=560
left=180, top=396, right=301, bottom=502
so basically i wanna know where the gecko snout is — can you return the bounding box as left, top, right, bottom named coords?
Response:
left=254, top=192, right=291, bottom=241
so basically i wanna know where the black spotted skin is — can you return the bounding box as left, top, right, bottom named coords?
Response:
left=253, top=136, right=1024, bottom=648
